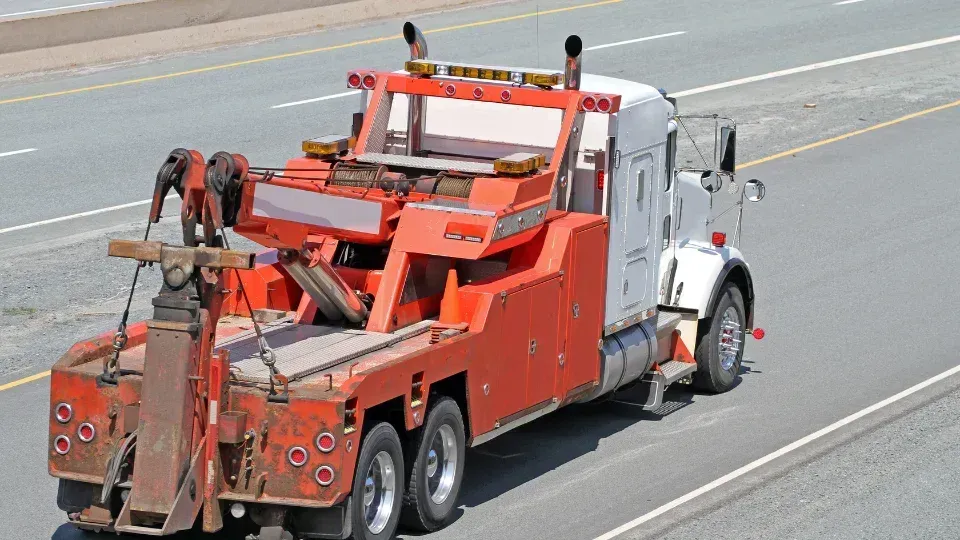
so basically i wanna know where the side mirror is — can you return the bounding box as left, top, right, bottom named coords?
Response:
left=700, top=170, right=721, bottom=193
left=743, top=179, right=766, bottom=202
left=719, top=127, right=736, bottom=174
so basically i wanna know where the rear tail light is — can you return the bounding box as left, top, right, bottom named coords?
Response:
left=361, top=73, right=377, bottom=90
left=316, top=432, right=336, bottom=453
left=288, top=446, right=309, bottom=467
left=751, top=328, right=766, bottom=340
left=581, top=96, right=597, bottom=112
left=54, top=403, right=72, bottom=424
left=596, top=96, right=612, bottom=113
left=711, top=232, right=727, bottom=247
left=54, top=435, right=71, bottom=455
left=78, top=423, right=96, bottom=443
left=596, top=169, right=605, bottom=191
left=315, top=465, right=335, bottom=486
left=347, top=73, right=362, bottom=89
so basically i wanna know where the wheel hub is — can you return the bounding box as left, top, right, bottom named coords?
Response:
left=718, top=306, right=742, bottom=371
left=363, top=451, right=395, bottom=534
left=426, top=424, right=459, bottom=505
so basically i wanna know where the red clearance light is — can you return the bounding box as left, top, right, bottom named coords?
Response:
left=288, top=446, right=309, bottom=467
left=316, top=432, right=336, bottom=453
left=596, top=96, right=612, bottom=113
left=582, top=96, right=597, bottom=112
left=472, top=87, right=484, bottom=99
left=55, top=403, right=72, bottom=424
left=500, top=89, right=511, bottom=102
left=347, top=73, right=362, bottom=89
left=54, top=435, right=71, bottom=455
left=78, top=423, right=96, bottom=443
left=445, top=84, right=457, bottom=97
left=315, top=465, right=335, bottom=486
left=361, top=73, right=377, bottom=90
left=596, top=169, right=605, bottom=191
left=752, top=328, right=766, bottom=340
left=711, top=232, right=727, bottom=247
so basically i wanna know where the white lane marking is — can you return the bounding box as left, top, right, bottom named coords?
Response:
left=592, top=363, right=960, bottom=540
left=0, top=1, right=112, bottom=19
left=271, top=90, right=361, bottom=109
left=0, top=194, right=175, bottom=235
left=673, top=34, right=960, bottom=97
left=585, top=31, right=687, bottom=51
left=0, top=148, right=37, bottom=158
left=834, top=0, right=867, bottom=5
left=5, top=34, right=960, bottom=236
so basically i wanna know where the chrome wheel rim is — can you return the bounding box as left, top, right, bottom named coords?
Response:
left=363, top=451, right=395, bottom=534
left=718, top=306, right=742, bottom=371
left=426, top=424, right=458, bottom=505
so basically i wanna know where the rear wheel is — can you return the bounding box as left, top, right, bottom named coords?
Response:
left=350, top=422, right=404, bottom=540
left=693, top=283, right=746, bottom=393
left=401, top=397, right=466, bottom=531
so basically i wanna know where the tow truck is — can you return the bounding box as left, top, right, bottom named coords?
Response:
left=48, top=23, right=766, bottom=540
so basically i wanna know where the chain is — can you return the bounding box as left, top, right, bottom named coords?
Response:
left=104, top=221, right=153, bottom=382
left=219, top=226, right=281, bottom=395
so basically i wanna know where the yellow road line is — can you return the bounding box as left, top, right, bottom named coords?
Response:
left=2, top=97, right=958, bottom=394
left=0, top=0, right=623, bottom=106
left=0, top=370, right=51, bottom=392
left=740, top=98, right=960, bottom=169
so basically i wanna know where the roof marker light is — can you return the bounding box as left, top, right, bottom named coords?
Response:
left=445, top=84, right=457, bottom=97
left=473, top=87, right=484, bottom=99
left=581, top=96, right=596, bottom=112
left=596, top=96, right=613, bottom=113
left=500, top=90, right=511, bottom=102
left=361, top=74, right=377, bottom=90
left=347, top=73, right=361, bottom=89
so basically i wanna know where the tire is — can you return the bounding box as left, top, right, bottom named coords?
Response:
left=400, top=397, right=466, bottom=532
left=350, top=422, right=404, bottom=540
left=693, top=283, right=746, bottom=393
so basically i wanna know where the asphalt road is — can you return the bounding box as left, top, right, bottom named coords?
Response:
left=1, top=0, right=959, bottom=538
left=0, top=0, right=118, bottom=19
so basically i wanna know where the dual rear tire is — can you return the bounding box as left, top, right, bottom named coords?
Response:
left=350, top=397, right=465, bottom=540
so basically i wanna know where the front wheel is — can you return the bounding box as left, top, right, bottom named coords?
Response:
left=401, top=397, right=466, bottom=531
left=692, top=283, right=746, bottom=393
left=350, top=422, right=404, bottom=540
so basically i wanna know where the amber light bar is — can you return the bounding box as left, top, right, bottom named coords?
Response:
left=405, top=61, right=563, bottom=88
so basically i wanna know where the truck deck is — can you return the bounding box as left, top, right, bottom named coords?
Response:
left=71, top=317, right=436, bottom=389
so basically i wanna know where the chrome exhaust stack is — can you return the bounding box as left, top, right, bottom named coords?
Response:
left=403, top=22, right=428, bottom=156
left=278, top=250, right=369, bottom=323
left=563, top=35, right=583, bottom=90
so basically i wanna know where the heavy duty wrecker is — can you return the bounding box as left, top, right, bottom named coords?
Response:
left=48, top=24, right=766, bottom=540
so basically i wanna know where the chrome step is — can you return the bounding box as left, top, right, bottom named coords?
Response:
left=658, top=360, right=697, bottom=385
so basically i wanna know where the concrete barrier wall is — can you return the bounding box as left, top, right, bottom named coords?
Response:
left=0, top=0, right=490, bottom=76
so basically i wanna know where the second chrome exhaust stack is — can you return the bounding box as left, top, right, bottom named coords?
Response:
left=403, top=22, right=428, bottom=157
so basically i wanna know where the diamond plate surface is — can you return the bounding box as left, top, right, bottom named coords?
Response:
left=221, top=320, right=434, bottom=384
left=658, top=360, right=696, bottom=384
left=366, top=92, right=394, bottom=152
left=356, top=153, right=495, bottom=174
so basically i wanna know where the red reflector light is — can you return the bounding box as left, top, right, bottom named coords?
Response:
left=55, top=403, right=72, bottom=424
left=472, top=87, right=484, bottom=99
left=361, top=74, right=377, bottom=90
left=711, top=232, right=727, bottom=247
left=288, top=446, right=308, bottom=467
left=596, top=96, right=612, bottom=113
left=444, top=84, right=457, bottom=96
left=54, top=435, right=71, bottom=455
left=596, top=169, right=605, bottom=191
left=78, top=423, right=96, bottom=443
left=582, top=96, right=597, bottom=112
left=347, top=73, right=361, bottom=89
left=500, top=90, right=511, bottom=102
left=316, top=432, right=336, bottom=453
left=752, top=328, right=766, bottom=340
left=315, top=465, right=335, bottom=486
